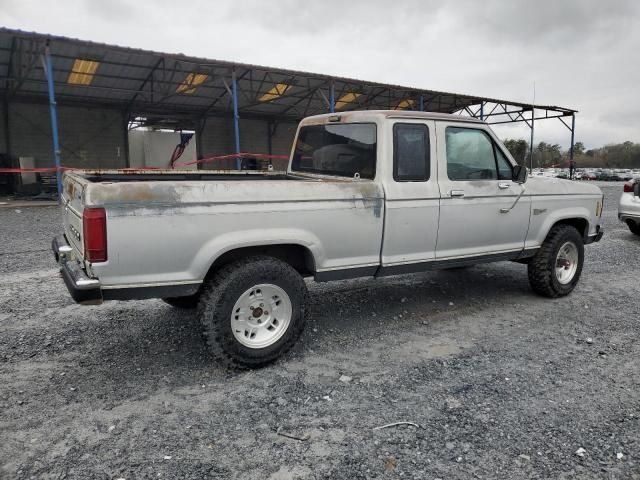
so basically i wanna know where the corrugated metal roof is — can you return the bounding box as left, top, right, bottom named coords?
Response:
left=0, top=27, right=576, bottom=124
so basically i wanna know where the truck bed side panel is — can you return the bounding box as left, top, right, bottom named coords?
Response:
left=83, top=179, right=384, bottom=287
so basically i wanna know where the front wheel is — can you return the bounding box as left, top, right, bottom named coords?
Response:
left=198, top=256, right=308, bottom=368
left=528, top=225, right=584, bottom=298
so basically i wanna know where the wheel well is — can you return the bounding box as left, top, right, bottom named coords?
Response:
left=207, top=244, right=316, bottom=278
left=553, top=218, right=589, bottom=238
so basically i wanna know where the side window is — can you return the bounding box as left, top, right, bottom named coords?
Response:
left=393, top=123, right=430, bottom=181
left=495, top=147, right=513, bottom=180
left=446, top=127, right=497, bottom=181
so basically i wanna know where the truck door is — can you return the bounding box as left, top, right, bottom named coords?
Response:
left=435, top=122, right=530, bottom=259
left=380, top=119, right=440, bottom=269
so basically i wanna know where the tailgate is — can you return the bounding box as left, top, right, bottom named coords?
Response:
left=62, top=174, right=86, bottom=257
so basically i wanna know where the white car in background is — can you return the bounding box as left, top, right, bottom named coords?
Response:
left=619, top=179, right=640, bottom=235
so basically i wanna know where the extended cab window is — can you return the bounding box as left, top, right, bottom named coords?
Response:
left=446, top=127, right=512, bottom=181
left=393, top=123, right=430, bottom=181
left=291, top=123, right=376, bottom=179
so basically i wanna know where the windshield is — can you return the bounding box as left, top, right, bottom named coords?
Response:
left=291, top=123, right=376, bottom=179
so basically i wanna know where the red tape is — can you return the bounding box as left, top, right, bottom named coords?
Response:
left=0, top=152, right=289, bottom=173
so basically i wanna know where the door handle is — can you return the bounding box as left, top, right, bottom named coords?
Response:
left=500, top=184, right=527, bottom=213
left=498, top=182, right=510, bottom=189
left=450, top=190, right=465, bottom=198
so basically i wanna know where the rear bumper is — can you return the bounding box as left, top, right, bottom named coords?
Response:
left=52, top=235, right=103, bottom=305
left=619, top=191, right=640, bottom=224
left=52, top=234, right=200, bottom=303
left=619, top=212, right=640, bottom=224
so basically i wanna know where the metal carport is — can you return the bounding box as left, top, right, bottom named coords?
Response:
left=0, top=27, right=578, bottom=195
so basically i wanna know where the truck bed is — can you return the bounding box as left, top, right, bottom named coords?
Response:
left=60, top=168, right=385, bottom=289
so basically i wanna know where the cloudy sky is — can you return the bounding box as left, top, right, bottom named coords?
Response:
left=2, top=0, right=639, bottom=149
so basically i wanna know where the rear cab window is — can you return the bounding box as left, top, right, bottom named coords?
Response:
left=291, top=123, right=376, bottom=179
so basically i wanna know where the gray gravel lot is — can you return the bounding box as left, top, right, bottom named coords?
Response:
left=1, top=184, right=639, bottom=479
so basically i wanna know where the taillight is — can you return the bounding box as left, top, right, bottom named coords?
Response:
left=623, top=181, right=635, bottom=193
left=83, top=208, right=107, bottom=262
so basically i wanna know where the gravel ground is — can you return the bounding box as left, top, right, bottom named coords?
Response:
left=1, top=184, right=639, bottom=480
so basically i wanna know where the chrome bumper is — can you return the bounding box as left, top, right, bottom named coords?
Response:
left=52, top=235, right=103, bottom=305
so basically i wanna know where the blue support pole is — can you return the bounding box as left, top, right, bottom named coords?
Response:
left=419, top=95, right=424, bottom=111
left=231, top=70, right=241, bottom=170
left=479, top=102, right=484, bottom=121
left=329, top=80, right=335, bottom=113
left=44, top=44, right=63, bottom=199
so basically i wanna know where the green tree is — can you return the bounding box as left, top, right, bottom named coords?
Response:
left=572, top=141, right=585, bottom=156
left=575, top=141, right=640, bottom=168
left=503, top=138, right=529, bottom=166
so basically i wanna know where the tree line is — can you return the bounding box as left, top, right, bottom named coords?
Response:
left=502, top=139, right=640, bottom=169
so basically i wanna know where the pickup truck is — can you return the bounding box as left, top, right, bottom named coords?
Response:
left=52, top=110, right=604, bottom=368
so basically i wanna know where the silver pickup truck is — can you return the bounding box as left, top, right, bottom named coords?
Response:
left=53, top=110, right=604, bottom=367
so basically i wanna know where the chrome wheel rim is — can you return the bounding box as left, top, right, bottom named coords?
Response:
left=230, top=284, right=292, bottom=349
left=555, top=242, right=579, bottom=285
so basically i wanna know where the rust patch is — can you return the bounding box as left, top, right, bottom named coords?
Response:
left=66, top=180, right=75, bottom=198
left=87, top=182, right=180, bottom=205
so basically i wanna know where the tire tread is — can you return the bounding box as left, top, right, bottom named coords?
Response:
left=197, top=256, right=308, bottom=369
left=528, top=224, right=584, bottom=298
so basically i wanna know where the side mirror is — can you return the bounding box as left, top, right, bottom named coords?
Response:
left=513, top=165, right=528, bottom=184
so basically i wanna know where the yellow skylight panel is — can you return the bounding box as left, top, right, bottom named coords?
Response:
left=176, top=73, right=209, bottom=94
left=395, top=99, right=415, bottom=110
left=67, top=59, right=100, bottom=85
left=334, top=92, right=361, bottom=110
left=259, top=83, right=291, bottom=102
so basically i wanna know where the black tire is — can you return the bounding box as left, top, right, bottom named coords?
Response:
left=162, top=294, right=200, bottom=309
left=627, top=221, right=640, bottom=236
left=528, top=224, right=584, bottom=298
left=198, top=256, right=308, bottom=369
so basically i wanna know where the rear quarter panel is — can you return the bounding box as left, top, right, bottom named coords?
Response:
left=83, top=179, right=384, bottom=287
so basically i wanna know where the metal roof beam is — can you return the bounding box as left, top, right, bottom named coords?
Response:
left=125, top=56, right=163, bottom=111
left=9, top=37, right=44, bottom=95
left=487, top=113, right=567, bottom=125
left=4, top=35, right=16, bottom=90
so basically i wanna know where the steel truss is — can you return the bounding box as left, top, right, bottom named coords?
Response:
left=0, top=28, right=578, bottom=181
left=453, top=101, right=577, bottom=171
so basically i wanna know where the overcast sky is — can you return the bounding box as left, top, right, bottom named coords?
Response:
left=2, top=0, right=639, bottom=149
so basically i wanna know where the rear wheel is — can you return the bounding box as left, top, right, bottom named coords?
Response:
left=198, top=256, right=308, bottom=368
left=528, top=224, right=584, bottom=298
left=627, top=220, right=640, bottom=236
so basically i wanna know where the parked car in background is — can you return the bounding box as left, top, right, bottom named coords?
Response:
left=619, top=179, right=640, bottom=235
left=621, top=170, right=635, bottom=181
